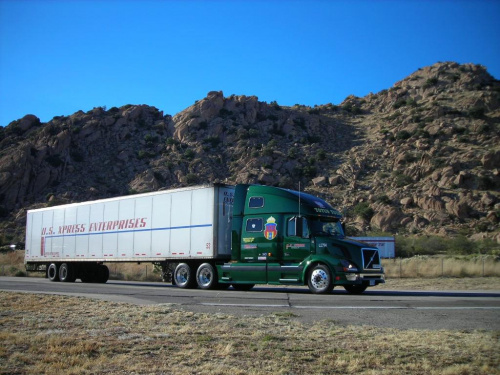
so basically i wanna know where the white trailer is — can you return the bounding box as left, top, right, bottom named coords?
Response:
left=25, top=184, right=235, bottom=284
left=351, top=237, right=395, bottom=258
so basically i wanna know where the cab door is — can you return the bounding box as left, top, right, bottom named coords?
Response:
left=239, top=215, right=283, bottom=283
left=283, top=216, right=312, bottom=263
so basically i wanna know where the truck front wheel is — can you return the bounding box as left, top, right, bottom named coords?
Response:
left=196, top=263, right=218, bottom=290
left=344, top=284, right=368, bottom=294
left=174, top=263, right=196, bottom=289
left=47, top=263, right=59, bottom=282
left=307, top=264, right=333, bottom=294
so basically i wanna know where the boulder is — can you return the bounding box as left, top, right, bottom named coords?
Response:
left=416, top=196, right=445, bottom=211
left=481, top=151, right=500, bottom=169
left=312, top=176, right=327, bottom=186
left=128, top=170, right=160, bottom=193
left=400, top=197, right=413, bottom=207
left=329, top=175, right=344, bottom=186
left=370, top=207, right=405, bottom=231
left=445, top=200, right=469, bottom=219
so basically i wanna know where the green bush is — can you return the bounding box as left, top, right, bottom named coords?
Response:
left=186, top=174, right=199, bottom=185
left=424, top=77, right=439, bottom=88
left=393, top=171, right=413, bottom=187
left=353, top=202, right=374, bottom=221
left=395, top=235, right=499, bottom=257
left=377, top=195, right=392, bottom=205
left=137, top=150, right=155, bottom=160
left=395, top=130, right=412, bottom=140
left=183, top=149, right=195, bottom=160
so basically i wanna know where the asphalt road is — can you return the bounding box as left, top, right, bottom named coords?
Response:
left=1, top=276, right=499, bottom=330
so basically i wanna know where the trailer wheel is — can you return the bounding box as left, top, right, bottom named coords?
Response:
left=96, top=265, right=109, bottom=283
left=196, top=263, right=218, bottom=290
left=344, top=284, right=368, bottom=294
left=47, top=263, right=59, bottom=282
left=307, top=264, right=333, bottom=294
left=174, top=263, right=196, bottom=289
left=59, top=263, right=76, bottom=282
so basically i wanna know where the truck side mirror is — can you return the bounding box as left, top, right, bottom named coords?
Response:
left=341, top=222, right=346, bottom=236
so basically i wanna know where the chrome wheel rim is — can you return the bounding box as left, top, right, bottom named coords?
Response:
left=198, top=268, right=212, bottom=287
left=176, top=267, right=189, bottom=285
left=310, top=269, right=329, bottom=290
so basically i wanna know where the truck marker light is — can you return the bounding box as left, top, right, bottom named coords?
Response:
left=335, top=276, right=341, bottom=281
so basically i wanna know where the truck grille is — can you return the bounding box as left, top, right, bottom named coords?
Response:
left=362, top=248, right=381, bottom=270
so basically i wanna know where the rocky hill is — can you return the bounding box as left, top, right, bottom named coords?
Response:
left=1, top=62, right=499, bottom=247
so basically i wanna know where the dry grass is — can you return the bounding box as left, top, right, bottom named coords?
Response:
left=383, top=256, right=500, bottom=278
left=1, top=292, right=499, bottom=375
left=375, top=277, right=500, bottom=291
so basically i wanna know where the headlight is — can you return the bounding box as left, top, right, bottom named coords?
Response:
left=340, top=259, right=358, bottom=272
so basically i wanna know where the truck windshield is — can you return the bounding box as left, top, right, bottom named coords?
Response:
left=309, top=218, right=344, bottom=237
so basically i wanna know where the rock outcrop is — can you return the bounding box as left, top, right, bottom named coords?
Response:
left=0, top=62, right=499, bottom=245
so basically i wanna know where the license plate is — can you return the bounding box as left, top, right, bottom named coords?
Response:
left=369, top=280, right=375, bottom=286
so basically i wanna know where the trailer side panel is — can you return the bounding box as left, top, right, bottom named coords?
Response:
left=25, top=185, right=234, bottom=264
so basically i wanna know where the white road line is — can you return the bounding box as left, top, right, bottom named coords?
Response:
left=200, top=303, right=500, bottom=310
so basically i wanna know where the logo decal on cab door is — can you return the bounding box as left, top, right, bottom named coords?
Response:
left=264, top=216, right=278, bottom=240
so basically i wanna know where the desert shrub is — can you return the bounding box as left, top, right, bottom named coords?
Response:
left=353, top=202, right=374, bottom=221
left=393, top=171, right=413, bottom=187
left=165, top=137, right=178, bottom=146
left=183, top=149, right=195, bottom=160
left=186, top=173, right=199, bottom=185
left=203, top=136, right=221, bottom=148
left=467, top=106, right=485, bottom=119
left=377, top=195, right=391, bottom=205
left=448, top=235, right=477, bottom=255
left=219, top=108, right=233, bottom=118
left=316, top=149, right=327, bottom=161
left=137, top=150, right=155, bottom=160
left=424, top=77, right=438, bottom=88
left=395, top=130, right=412, bottom=140
left=45, top=154, right=64, bottom=167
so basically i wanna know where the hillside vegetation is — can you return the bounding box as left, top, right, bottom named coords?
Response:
left=0, top=62, right=499, bottom=248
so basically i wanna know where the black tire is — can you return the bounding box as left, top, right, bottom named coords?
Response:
left=344, top=284, right=368, bottom=294
left=59, top=263, right=76, bottom=282
left=196, top=263, right=218, bottom=290
left=231, top=283, right=255, bottom=291
left=96, top=265, right=109, bottom=283
left=80, top=264, right=101, bottom=283
left=307, top=264, right=333, bottom=294
left=47, top=263, right=59, bottom=282
left=174, top=263, right=196, bottom=289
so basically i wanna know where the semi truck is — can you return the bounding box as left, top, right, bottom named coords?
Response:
left=25, top=184, right=385, bottom=294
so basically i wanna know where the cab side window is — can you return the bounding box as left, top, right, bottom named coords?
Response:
left=287, top=217, right=309, bottom=238
left=249, top=197, right=264, bottom=208
left=246, top=218, right=263, bottom=232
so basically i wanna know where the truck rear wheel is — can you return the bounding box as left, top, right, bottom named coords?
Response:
left=59, top=263, right=76, bottom=282
left=96, top=265, right=109, bottom=283
left=307, top=264, right=333, bottom=294
left=344, top=284, right=368, bottom=294
left=174, top=263, right=196, bottom=289
left=196, top=263, right=218, bottom=290
left=47, top=263, right=59, bottom=282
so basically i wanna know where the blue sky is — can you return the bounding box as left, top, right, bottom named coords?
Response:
left=1, top=0, right=499, bottom=127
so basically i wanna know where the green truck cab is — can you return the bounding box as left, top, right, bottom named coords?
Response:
left=217, top=184, right=385, bottom=294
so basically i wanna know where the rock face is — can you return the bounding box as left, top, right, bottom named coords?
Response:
left=0, top=62, right=499, bottom=244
